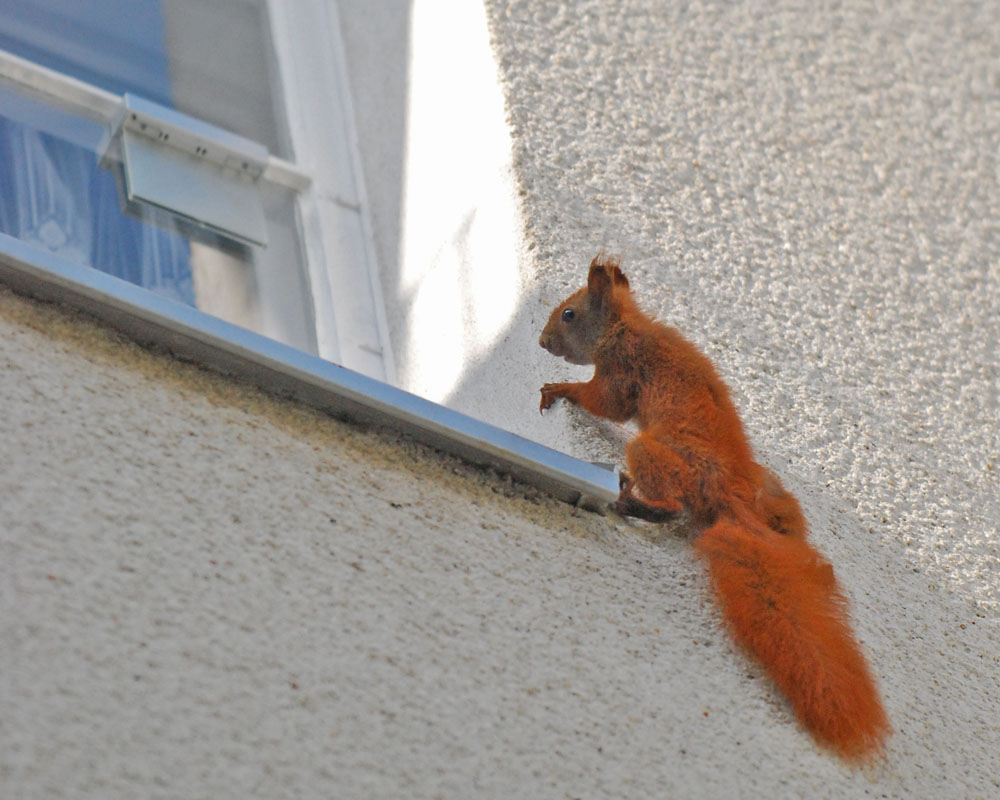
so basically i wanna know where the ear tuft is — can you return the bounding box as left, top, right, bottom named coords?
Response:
left=589, top=250, right=621, bottom=271
left=611, top=265, right=629, bottom=289
left=588, top=251, right=629, bottom=296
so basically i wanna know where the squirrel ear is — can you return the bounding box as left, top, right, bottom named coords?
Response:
left=587, top=259, right=613, bottom=301
left=587, top=252, right=627, bottom=301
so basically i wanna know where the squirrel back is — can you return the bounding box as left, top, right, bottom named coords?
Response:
left=538, top=254, right=889, bottom=761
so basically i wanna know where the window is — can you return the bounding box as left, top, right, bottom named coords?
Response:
left=0, top=0, right=391, bottom=379
left=0, top=0, right=618, bottom=511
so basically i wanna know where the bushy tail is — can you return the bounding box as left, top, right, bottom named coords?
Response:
left=694, top=518, right=890, bottom=761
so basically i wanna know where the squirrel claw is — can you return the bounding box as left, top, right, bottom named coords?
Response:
left=618, top=471, right=634, bottom=493
left=539, top=384, right=561, bottom=413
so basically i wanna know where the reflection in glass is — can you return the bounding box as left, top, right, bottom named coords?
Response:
left=0, top=86, right=316, bottom=355
left=0, top=0, right=288, bottom=156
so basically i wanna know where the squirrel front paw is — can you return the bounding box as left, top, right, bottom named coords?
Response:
left=539, top=383, right=566, bottom=413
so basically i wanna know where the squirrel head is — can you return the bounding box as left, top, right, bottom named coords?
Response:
left=538, top=253, right=630, bottom=365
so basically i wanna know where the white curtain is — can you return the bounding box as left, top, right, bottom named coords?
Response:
left=0, top=114, right=194, bottom=305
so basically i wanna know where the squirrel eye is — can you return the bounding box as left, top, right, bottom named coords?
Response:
left=561, top=308, right=575, bottom=323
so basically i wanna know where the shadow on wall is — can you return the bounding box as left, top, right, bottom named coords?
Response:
left=338, top=0, right=550, bottom=445
left=338, top=1, right=637, bottom=460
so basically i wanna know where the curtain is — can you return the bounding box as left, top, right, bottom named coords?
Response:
left=0, top=0, right=193, bottom=304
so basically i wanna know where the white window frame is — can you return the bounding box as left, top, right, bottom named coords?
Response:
left=0, top=1, right=618, bottom=512
left=266, top=0, right=396, bottom=383
left=0, top=1, right=395, bottom=382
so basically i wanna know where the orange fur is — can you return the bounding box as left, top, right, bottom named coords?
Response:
left=539, top=254, right=889, bottom=761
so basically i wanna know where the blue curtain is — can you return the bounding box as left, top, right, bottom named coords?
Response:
left=0, top=0, right=193, bottom=304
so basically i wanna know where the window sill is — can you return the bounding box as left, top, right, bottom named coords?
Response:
left=0, top=233, right=618, bottom=512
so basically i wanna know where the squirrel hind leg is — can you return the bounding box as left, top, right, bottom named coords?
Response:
left=613, top=435, right=694, bottom=522
left=614, top=472, right=681, bottom=521
left=622, top=431, right=726, bottom=524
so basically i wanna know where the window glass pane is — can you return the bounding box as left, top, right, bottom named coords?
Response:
left=161, top=0, right=288, bottom=158
left=0, top=0, right=174, bottom=105
left=0, top=84, right=317, bottom=355
left=0, top=0, right=288, bottom=157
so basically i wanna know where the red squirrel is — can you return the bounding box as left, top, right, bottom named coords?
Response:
left=538, top=254, right=890, bottom=761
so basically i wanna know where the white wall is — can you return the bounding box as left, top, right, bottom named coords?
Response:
left=2, top=0, right=999, bottom=797
left=340, top=0, right=1000, bottom=791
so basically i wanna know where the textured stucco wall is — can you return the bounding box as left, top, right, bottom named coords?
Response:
left=3, top=0, right=1000, bottom=798
left=0, top=287, right=619, bottom=797
left=479, top=0, right=1000, bottom=792
left=0, top=278, right=996, bottom=798
left=343, top=0, right=998, bottom=794
left=477, top=0, right=1000, bottom=606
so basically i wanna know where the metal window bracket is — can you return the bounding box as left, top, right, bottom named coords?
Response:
left=103, top=94, right=272, bottom=247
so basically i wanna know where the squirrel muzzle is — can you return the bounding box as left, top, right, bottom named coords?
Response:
left=538, top=331, right=591, bottom=365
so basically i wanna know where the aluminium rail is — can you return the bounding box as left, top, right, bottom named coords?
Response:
left=0, top=234, right=619, bottom=512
